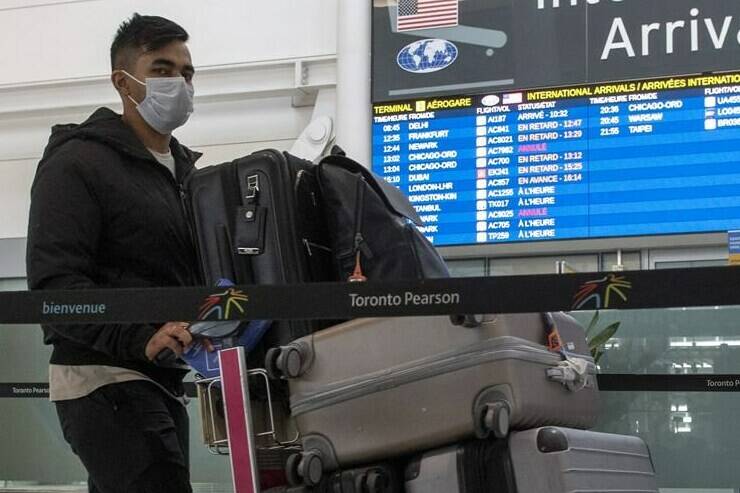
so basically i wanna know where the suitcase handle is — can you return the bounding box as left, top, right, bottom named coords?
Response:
left=542, top=312, right=565, bottom=352
left=452, top=313, right=570, bottom=352
left=449, top=314, right=483, bottom=328
left=154, top=347, right=177, bottom=364
left=546, top=355, right=592, bottom=392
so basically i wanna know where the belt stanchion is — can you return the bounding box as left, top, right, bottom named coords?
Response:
left=1, top=266, right=740, bottom=325
left=219, top=347, right=260, bottom=493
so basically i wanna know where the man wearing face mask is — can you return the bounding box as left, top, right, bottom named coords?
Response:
left=26, top=14, right=203, bottom=493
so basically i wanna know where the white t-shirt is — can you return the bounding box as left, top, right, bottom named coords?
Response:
left=148, top=147, right=176, bottom=177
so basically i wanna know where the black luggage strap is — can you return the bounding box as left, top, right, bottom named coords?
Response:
left=236, top=174, right=266, bottom=256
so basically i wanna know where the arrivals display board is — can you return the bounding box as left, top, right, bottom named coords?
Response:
left=372, top=0, right=740, bottom=102
left=372, top=73, right=740, bottom=246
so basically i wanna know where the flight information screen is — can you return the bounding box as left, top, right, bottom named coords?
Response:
left=372, top=72, right=740, bottom=247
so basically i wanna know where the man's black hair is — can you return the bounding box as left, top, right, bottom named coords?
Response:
left=110, top=13, right=189, bottom=70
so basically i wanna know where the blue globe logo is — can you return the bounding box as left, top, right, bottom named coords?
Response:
left=397, top=39, right=458, bottom=74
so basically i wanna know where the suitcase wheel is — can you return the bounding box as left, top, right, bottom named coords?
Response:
left=285, top=453, right=302, bottom=486
left=476, top=400, right=511, bottom=439
left=265, top=347, right=282, bottom=380
left=287, top=449, right=324, bottom=487
left=265, top=345, right=305, bottom=379
left=362, top=469, right=390, bottom=493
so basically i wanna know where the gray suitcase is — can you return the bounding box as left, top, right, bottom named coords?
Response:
left=405, top=427, right=659, bottom=493
left=268, top=313, right=599, bottom=484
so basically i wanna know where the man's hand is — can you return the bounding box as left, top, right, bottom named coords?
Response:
left=145, top=322, right=194, bottom=361
left=201, top=338, right=216, bottom=353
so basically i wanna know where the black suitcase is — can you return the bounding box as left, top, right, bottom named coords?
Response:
left=185, top=149, right=337, bottom=349
left=264, top=462, right=402, bottom=493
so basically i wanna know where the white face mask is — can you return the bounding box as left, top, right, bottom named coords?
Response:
left=120, top=70, right=194, bottom=135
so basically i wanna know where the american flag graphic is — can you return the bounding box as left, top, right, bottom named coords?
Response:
left=397, top=0, right=459, bottom=32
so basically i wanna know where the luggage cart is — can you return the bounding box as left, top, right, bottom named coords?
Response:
left=196, top=347, right=300, bottom=493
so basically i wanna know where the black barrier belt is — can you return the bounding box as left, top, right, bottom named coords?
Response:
left=5, top=376, right=740, bottom=398
left=597, top=374, right=740, bottom=392
left=0, top=383, right=50, bottom=398
left=0, top=382, right=199, bottom=399
left=1, top=266, right=740, bottom=325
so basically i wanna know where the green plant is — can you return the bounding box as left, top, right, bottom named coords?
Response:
left=585, top=311, right=621, bottom=364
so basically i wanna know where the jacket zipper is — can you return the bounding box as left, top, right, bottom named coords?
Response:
left=177, top=175, right=205, bottom=284
left=177, top=182, right=197, bottom=245
left=150, top=155, right=201, bottom=283
left=127, top=151, right=202, bottom=282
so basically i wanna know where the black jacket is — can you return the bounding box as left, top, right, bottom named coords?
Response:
left=26, top=107, right=202, bottom=391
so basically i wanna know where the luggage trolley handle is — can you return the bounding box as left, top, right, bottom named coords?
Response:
left=204, top=376, right=229, bottom=456
left=249, top=369, right=301, bottom=447
left=199, top=368, right=300, bottom=455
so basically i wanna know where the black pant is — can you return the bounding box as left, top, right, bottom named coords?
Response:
left=55, top=380, right=192, bottom=493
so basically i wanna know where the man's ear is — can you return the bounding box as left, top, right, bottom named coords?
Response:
left=111, top=70, right=129, bottom=97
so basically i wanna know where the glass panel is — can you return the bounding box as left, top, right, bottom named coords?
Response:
left=186, top=376, right=233, bottom=485
left=0, top=279, right=231, bottom=486
left=0, top=278, right=26, bottom=291
left=601, top=251, right=641, bottom=271
left=572, top=307, right=740, bottom=374
left=490, top=254, right=598, bottom=276
left=0, top=280, right=85, bottom=482
left=0, top=385, right=234, bottom=485
left=656, top=259, right=727, bottom=269
left=445, top=258, right=486, bottom=277
left=595, top=391, right=740, bottom=490
left=0, top=314, right=81, bottom=482
left=0, top=397, right=86, bottom=483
